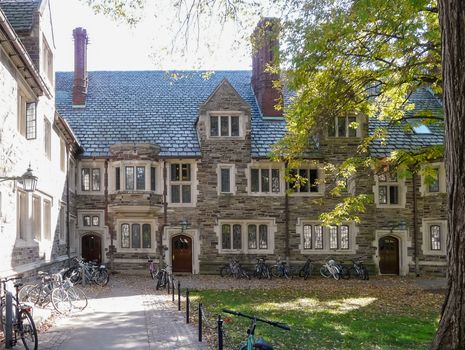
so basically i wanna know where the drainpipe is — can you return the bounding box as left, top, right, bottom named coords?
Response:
left=158, top=161, right=168, bottom=261
left=284, top=161, right=290, bottom=261
left=104, top=159, right=112, bottom=270
left=66, top=146, right=70, bottom=264
left=412, top=172, right=420, bottom=276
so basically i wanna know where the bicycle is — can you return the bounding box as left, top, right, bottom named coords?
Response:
left=50, top=273, right=88, bottom=314
left=66, top=258, right=109, bottom=286
left=222, top=308, right=290, bottom=350
left=298, top=258, right=313, bottom=280
left=155, top=262, right=172, bottom=290
left=147, top=256, right=158, bottom=279
left=349, top=257, right=369, bottom=280
left=270, top=257, right=290, bottom=278
left=219, top=258, right=250, bottom=279
left=0, top=276, right=38, bottom=350
left=320, top=258, right=342, bottom=280
left=253, top=258, right=272, bottom=279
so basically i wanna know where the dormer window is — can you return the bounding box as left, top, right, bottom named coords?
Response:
left=210, top=114, right=241, bottom=137
left=328, top=116, right=358, bottom=137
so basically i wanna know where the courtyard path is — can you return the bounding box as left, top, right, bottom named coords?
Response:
left=38, top=275, right=207, bottom=350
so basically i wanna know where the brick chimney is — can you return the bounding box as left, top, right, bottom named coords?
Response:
left=251, top=18, right=283, bottom=117
left=72, top=27, right=88, bottom=107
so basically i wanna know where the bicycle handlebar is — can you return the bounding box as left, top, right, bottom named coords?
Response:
left=222, top=309, right=291, bottom=331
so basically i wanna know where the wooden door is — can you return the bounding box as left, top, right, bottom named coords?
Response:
left=379, top=236, right=399, bottom=274
left=82, top=234, right=102, bottom=264
left=172, top=235, right=192, bottom=273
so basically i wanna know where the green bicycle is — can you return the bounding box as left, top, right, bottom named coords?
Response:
left=222, top=309, right=290, bottom=350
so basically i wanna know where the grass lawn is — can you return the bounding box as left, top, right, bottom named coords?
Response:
left=189, top=280, right=442, bottom=350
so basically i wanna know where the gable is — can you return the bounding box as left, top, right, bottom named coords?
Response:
left=200, top=79, right=250, bottom=114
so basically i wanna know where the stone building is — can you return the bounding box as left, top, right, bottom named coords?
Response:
left=54, top=21, right=446, bottom=276
left=0, top=1, right=446, bottom=278
left=0, top=0, right=79, bottom=277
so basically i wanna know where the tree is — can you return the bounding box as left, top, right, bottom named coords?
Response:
left=431, top=1, right=465, bottom=348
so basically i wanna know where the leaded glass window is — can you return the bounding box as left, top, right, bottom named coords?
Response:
left=121, top=224, right=130, bottom=248
left=142, top=224, right=151, bottom=248
left=340, top=225, right=349, bottom=249
left=329, top=226, right=338, bottom=249
left=248, top=224, right=257, bottom=249
left=222, top=224, right=231, bottom=249
left=259, top=225, right=268, bottom=249
left=431, top=225, right=441, bottom=250
left=303, top=225, right=312, bottom=249
left=233, top=224, right=242, bottom=250
left=132, top=224, right=141, bottom=248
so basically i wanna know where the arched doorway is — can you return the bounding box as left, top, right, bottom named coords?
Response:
left=172, top=235, right=192, bottom=273
left=82, top=233, right=102, bottom=264
left=379, top=235, right=399, bottom=274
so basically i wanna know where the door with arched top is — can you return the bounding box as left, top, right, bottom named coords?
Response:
left=379, top=236, right=399, bottom=274
left=172, top=235, right=192, bottom=273
left=82, top=234, right=102, bottom=264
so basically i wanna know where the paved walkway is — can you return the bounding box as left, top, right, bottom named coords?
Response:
left=37, top=276, right=207, bottom=350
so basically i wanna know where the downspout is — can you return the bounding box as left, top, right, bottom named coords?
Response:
left=104, top=159, right=112, bottom=270
left=412, top=171, right=420, bottom=276
left=66, top=146, right=70, bottom=264
left=158, top=161, right=168, bottom=260
left=284, top=161, right=290, bottom=261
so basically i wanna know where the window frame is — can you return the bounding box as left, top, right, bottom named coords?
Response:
left=168, top=162, right=196, bottom=206
left=328, top=115, right=360, bottom=138
left=217, top=164, right=236, bottom=195
left=299, top=221, right=355, bottom=254
left=248, top=163, right=284, bottom=196
left=217, top=219, right=276, bottom=254
left=288, top=167, right=324, bottom=196
left=374, top=172, right=406, bottom=208
left=79, top=164, right=103, bottom=193
left=421, top=220, right=447, bottom=256
left=420, top=163, right=446, bottom=196
left=118, top=220, right=154, bottom=250
left=44, top=117, right=51, bottom=160
left=208, top=112, right=244, bottom=139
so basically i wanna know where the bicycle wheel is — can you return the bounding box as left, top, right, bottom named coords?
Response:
left=51, top=288, right=72, bottom=314
left=69, top=269, right=82, bottom=284
left=67, top=286, right=88, bottom=311
left=320, top=266, right=331, bottom=278
left=264, top=267, right=272, bottom=280
left=270, top=265, right=279, bottom=278
left=18, top=285, right=37, bottom=303
left=332, top=267, right=341, bottom=280
left=94, top=269, right=109, bottom=286
left=240, top=268, right=250, bottom=280
left=304, top=264, right=313, bottom=280
left=219, top=265, right=231, bottom=277
left=18, top=308, right=38, bottom=350
left=362, top=267, right=369, bottom=280
left=340, top=266, right=351, bottom=280
left=155, top=272, right=165, bottom=290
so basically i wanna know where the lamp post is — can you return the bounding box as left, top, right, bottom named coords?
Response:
left=180, top=218, right=189, bottom=233
left=0, top=165, right=38, bottom=192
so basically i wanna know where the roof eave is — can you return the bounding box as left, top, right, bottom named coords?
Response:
left=0, top=8, right=50, bottom=98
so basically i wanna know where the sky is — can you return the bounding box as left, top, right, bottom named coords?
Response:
left=50, top=0, right=257, bottom=72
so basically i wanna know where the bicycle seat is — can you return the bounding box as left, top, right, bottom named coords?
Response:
left=253, top=337, right=273, bottom=350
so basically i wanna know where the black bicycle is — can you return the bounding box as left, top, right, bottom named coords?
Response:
left=270, top=257, right=290, bottom=278
left=220, top=258, right=250, bottom=279
left=253, top=258, right=272, bottom=279
left=0, top=277, right=38, bottom=350
left=350, top=257, right=369, bottom=280
left=155, top=263, right=172, bottom=290
left=298, top=258, right=313, bottom=280
left=223, top=308, right=290, bottom=350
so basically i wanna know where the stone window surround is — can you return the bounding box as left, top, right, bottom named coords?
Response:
left=372, top=173, right=407, bottom=209
left=215, top=218, right=276, bottom=255
left=44, top=117, right=51, bottom=160
left=16, top=83, right=36, bottom=139
left=41, top=34, right=54, bottom=86
left=327, top=114, right=362, bottom=138
left=216, top=164, right=236, bottom=195
left=420, top=162, right=446, bottom=196
left=77, top=161, right=105, bottom=195
left=58, top=202, right=67, bottom=244
left=246, top=161, right=285, bottom=196
left=69, top=159, right=76, bottom=193
left=109, top=160, right=160, bottom=194
left=296, top=219, right=358, bottom=254
left=78, top=210, right=105, bottom=229
left=167, top=160, right=198, bottom=207
left=116, top=218, right=156, bottom=252
left=206, top=111, right=247, bottom=140
left=421, top=219, right=447, bottom=256
left=289, top=164, right=325, bottom=197
left=15, top=190, right=53, bottom=247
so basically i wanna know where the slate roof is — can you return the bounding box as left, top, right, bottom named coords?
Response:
left=369, top=88, right=444, bottom=157
left=0, top=0, right=40, bottom=32
left=55, top=71, right=287, bottom=157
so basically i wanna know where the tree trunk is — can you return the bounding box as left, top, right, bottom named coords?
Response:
left=431, top=1, right=465, bottom=349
